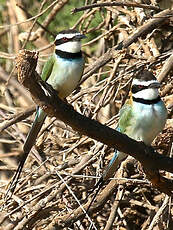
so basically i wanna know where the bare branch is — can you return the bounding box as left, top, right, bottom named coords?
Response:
left=72, top=1, right=161, bottom=14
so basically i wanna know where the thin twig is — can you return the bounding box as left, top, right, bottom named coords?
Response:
left=72, top=1, right=161, bottom=14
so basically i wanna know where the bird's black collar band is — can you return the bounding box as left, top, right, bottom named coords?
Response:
left=55, top=49, right=82, bottom=59
left=133, top=96, right=161, bottom=104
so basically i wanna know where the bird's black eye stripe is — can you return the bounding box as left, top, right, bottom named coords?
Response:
left=131, top=85, right=148, bottom=93
left=55, top=37, right=73, bottom=46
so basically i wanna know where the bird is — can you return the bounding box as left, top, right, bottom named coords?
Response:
left=6, top=29, right=86, bottom=198
left=86, top=69, right=167, bottom=212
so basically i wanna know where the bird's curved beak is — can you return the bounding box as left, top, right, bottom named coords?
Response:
left=149, top=82, right=160, bottom=89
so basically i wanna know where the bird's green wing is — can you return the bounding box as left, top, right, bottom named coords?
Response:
left=118, top=102, right=133, bottom=134
left=41, top=55, right=55, bottom=81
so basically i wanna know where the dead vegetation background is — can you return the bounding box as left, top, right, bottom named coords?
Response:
left=0, top=0, right=173, bottom=229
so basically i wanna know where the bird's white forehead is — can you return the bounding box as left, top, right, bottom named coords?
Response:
left=132, top=79, right=158, bottom=86
left=55, top=33, right=81, bottom=40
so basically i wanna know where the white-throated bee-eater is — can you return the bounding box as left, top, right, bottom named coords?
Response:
left=87, top=69, right=167, bottom=211
left=6, top=29, right=86, bottom=198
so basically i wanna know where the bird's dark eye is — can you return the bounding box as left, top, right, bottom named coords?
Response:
left=62, top=37, right=69, bottom=41
left=131, top=84, right=147, bottom=93
left=55, top=37, right=69, bottom=45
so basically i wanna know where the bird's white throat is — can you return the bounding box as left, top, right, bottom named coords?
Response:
left=56, top=41, right=81, bottom=53
left=133, top=87, right=159, bottom=100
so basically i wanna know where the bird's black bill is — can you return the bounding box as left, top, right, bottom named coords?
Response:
left=149, top=82, right=160, bottom=88
left=74, top=34, right=86, bottom=40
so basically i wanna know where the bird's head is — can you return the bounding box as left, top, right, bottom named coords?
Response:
left=54, top=29, right=86, bottom=53
left=131, top=70, right=160, bottom=100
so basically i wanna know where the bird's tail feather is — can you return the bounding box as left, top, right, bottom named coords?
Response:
left=102, top=151, right=127, bottom=181
left=5, top=109, right=46, bottom=200
left=23, top=109, right=46, bottom=153
left=85, top=151, right=127, bottom=214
